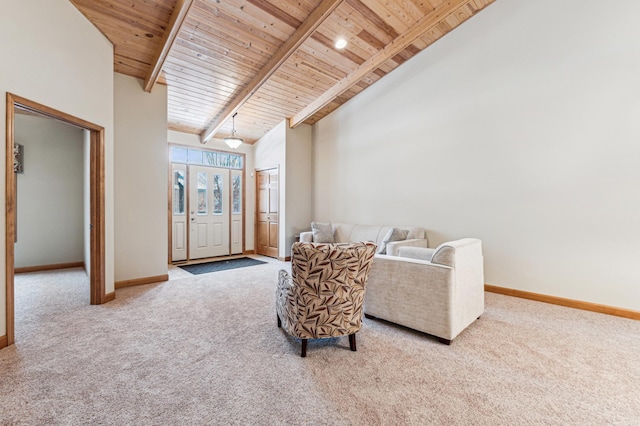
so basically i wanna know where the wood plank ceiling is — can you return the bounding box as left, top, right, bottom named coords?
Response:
left=70, top=0, right=495, bottom=144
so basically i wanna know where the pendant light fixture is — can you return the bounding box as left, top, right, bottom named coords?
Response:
left=224, top=113, right=243, bottom=149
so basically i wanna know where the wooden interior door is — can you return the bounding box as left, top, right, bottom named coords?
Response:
left=256, top=168, right=278, bottom=258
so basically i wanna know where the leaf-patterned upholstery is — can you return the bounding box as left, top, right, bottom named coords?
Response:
left=277, top=242, right=377, bottom=356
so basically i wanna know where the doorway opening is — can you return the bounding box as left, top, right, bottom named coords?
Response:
left=4, top=93, right=107, bottom=348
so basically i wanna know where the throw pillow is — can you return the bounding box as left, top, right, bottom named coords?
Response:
left=311, top=221, right=334, bottom=243
left=377, top=227, right=409, bottom=254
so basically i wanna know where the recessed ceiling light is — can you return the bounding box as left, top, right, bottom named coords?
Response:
left=335, top=38, right=347, bottom=49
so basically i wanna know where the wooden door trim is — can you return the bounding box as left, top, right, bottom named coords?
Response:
left=4, top=93, right=107, bottom=348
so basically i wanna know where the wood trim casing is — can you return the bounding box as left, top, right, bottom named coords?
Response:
left=485, top=284, right=640, bottom=321
left=89, top=113, right=107, bottom=305
left=103, top=292, right=116, bottom=303
left=5, top=94, right=15, bottom=345
left=11, top=95, right=104, bottom=131
left=115, top=274, right=169, bottom=289
left=5, top=93, right=109, bottom=348
left=15, top=262, right=85, bottom=274
left=0, top=335, right=7, bottom=350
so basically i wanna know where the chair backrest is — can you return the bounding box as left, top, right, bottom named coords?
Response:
left=292, top=241, right=377, bottom=288
left=290, top=242, right=377, bottom=336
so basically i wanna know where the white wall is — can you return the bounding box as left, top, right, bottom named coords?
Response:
left=14, top=115, right=84, bottom=268
left=114, top=74, right=168, bottom=281
left=312, top=0, right=640, bottom=311
left=167, top=130, right=255, bottom=251
left=0, top=0, right=115, bottom=338
left=285, top=124, right=312, bottom=256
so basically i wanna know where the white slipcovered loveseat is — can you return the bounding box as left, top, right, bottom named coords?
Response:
left=299, top=222, right=428, bottom=256
left=365, top=238, right=485, bottom=344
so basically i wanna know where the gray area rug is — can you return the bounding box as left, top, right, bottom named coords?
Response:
left=178, top=257, right=266, bottom=275
left=1, top=260, right=639, bottom=424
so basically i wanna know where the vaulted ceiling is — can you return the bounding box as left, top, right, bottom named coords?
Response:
left=70, top=0, right=495, bottom=144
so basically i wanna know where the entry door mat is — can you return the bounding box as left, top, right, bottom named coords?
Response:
left=178, top=257, right=267, bottom=275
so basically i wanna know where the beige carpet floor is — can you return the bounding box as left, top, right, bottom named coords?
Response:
left=1, top=257, right=639, bottom=425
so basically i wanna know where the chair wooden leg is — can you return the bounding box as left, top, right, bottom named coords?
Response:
left=349, top=333, right=357, bottom=351
left=301, top=339, right=307, bottom=357
left=277, top=313, right=281, bottom=328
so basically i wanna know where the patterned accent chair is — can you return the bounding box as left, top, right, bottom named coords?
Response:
left=276, top=242, right=377, bottom=357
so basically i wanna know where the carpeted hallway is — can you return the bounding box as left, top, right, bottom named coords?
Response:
left=1, top=257, right=639, bottom=425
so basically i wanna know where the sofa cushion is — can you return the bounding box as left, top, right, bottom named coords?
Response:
left=377, top=227, right=409, bottom=254
left=333, top=223, right=357, bottom=243
left=406, top=227, right=426, bottom=240
left=349, top=224, right=385, bottom=246
left=311, top=221, right=334, bottom=243
left=307, top=222, right=428, bottom=254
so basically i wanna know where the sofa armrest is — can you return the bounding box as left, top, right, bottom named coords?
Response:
left=366, top=253, right=482, bottom=341
left=366, top=255, right=453, bottom=324
left=398, top=246, right=436, bottom=261
left=371, top=254, right=452, bottom=272
left=299, top=231, right=313, bottom=243
left=385, top=238, right=429, bottom=256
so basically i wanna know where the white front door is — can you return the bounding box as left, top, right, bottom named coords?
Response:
left=189, top=165, right=230, bottom=259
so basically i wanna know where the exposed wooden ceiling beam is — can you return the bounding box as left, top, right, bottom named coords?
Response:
left=144, top=0, right=194, bottom=93
left=199, top=0, right=344, bottom=143
left=289, top=0, right=469, bottom=128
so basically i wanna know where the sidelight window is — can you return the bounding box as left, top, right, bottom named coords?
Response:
left=232, top=175, right=241, bottom=214
left=173, top=170, right=185, bottom=215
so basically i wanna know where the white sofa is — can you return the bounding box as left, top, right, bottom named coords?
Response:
left=364, top=238, right=485, bottom=344
left=299, top=222, right=428, bottom=256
